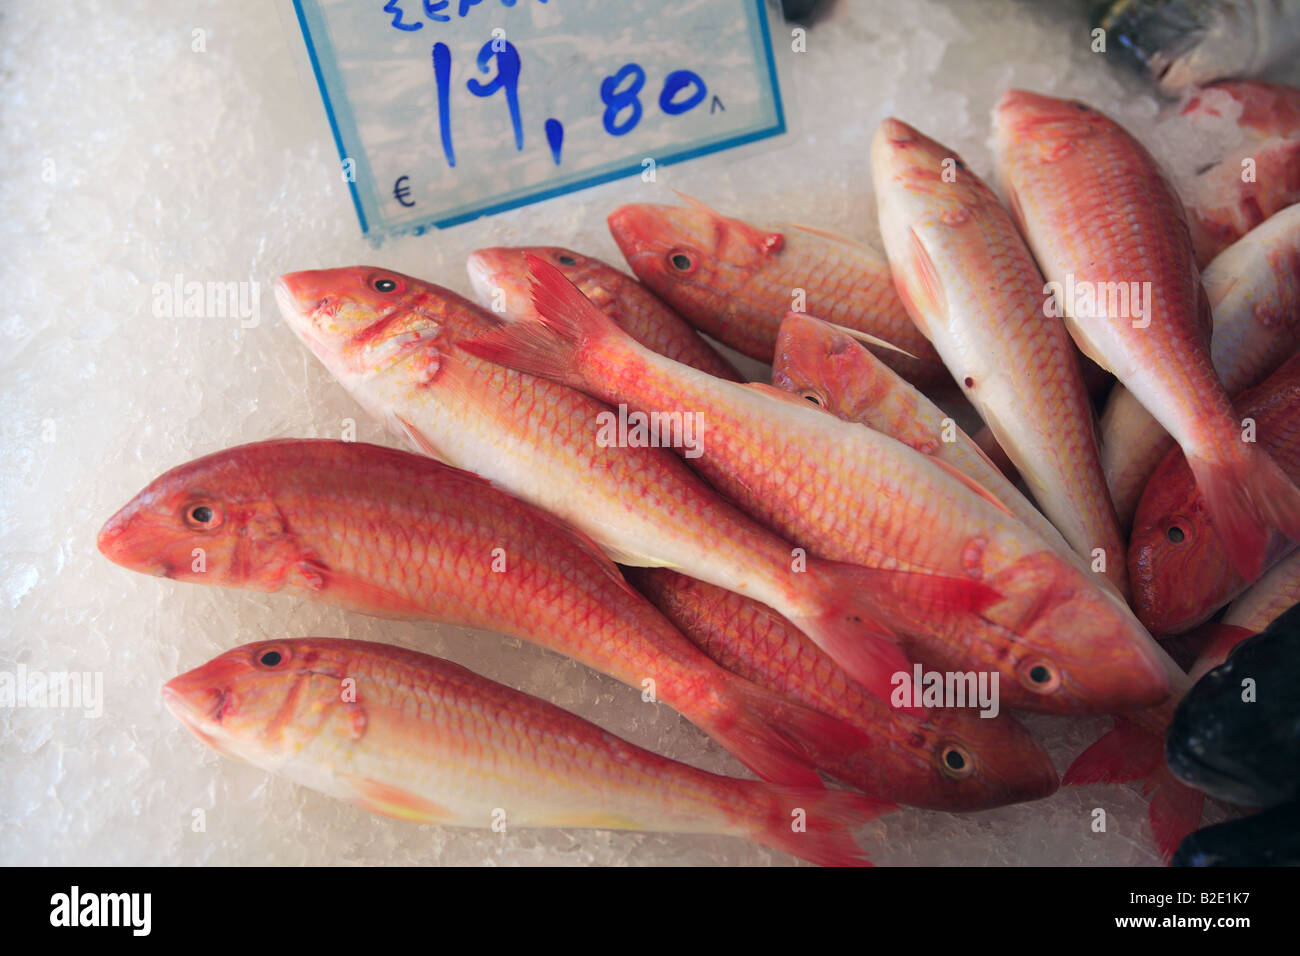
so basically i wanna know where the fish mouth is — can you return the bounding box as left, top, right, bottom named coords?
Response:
left=606, top=206, right=666, bottom=263
left=162, top=680, right=227, bottom=728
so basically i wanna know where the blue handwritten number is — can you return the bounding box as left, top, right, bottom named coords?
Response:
left=385, top=0, right=423, bottom=30
left=658, top=70, right=706, bottom=115
left=467, top=39, right=524, bottom=150
left=600, top=64, right=645, bottom=136
left=432, top=42, right=455, bottom=167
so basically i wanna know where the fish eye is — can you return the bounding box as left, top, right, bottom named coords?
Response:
left=668, top=250, right=696, bottom=274
left=254, top=645, right=290, bottom=669
left=801, top=391, right=824, bottom=406
left=556, top=254, right=578, bottom=266
left=1018, top=658, right=1061, bottom=694
left=940, top=744, right=973, bottom=779
left=1167, top=524, right=1186, bottom=544
left=183, top=503, right=222, bottom=530
left=370, top=275, right=403, bottom=294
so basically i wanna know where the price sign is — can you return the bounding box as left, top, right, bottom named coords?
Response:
left=287, top=0, right=786, bottom=236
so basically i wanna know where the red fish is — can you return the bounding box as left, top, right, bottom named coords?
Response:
left=462, top=254, right=1175, bottom=716
left=993, top=88, right=1300, bottom=580
left=165, top=638, right=894, bottom=865
left=626, top=566, right=1060, bottom=811
left=99, top=439, right=878, bottom=787
left=274, top=267, right=939, bottom=709
left=1129, top=352, right=1300, bottom=634
left=466, top=245, right=743, bottom=380
left=606, top=195, right=949, bottom=385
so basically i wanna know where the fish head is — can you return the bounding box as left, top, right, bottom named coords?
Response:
left=163, top=639, right=363, bottom=767
left=772, top=312, right=891, bottom=422
left=871, top=116, right=994, bottom=219
left=97, top=444, right=308, bottom=592
left=275, top=267, right=476, bottom=389
left=966, top=550, right=1174, bottom=713
left=1128, top=456, right=1230, bottom=634
left=992, top=89, right=1108, bottom=155
left=467, top=246, right=606, bottom=320
left=607, top=199, right=782, bottom=319
left=901, top=708, right=1059, bottom=812
left=1166, top=606, right=1300, bottom=806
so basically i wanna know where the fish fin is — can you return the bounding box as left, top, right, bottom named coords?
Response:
left=458, top=254, right=631, bottom=387
left=821, top=321, right=921, bottom=359
left=1187, top=445, right=1300, bottom=579
left=777, top=222, right=870, bottom=248
left=711, top=674, right=874, bottom=788
left=342, top=775, right=453, bottom=824
left=670, top=190, right=786, bottom=258
left=1062, top=717, right=1164, bottom=785
left=891, top=227, right=944, bottom=339
left=793, top=559, right=1002, bottom=712
left=926, top=451, right=1018, bottom=519
left=392, top=412, right=451, bottom=464
left=1145, top=768, right=1206, bottom=865
left=751, top=785, right=895, bottom=867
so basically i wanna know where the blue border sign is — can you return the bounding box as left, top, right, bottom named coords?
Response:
left=289, top=0, right=786, bottom=236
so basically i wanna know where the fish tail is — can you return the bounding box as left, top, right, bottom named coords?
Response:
left=1062, top=717, right=1164, bottom=785
left=458, top=253, right=631, bottom=386
left=1188, top=444, right=1300, bottom=579
left=707, top=674, right=871, bottom=789
left=1064, top=718, right=1204, bottom=862
left=792, top=558, right=1001, bottom=712
left=1144, top=767, right=1206, bottom=865
left=747, top=784, right=895, bottom=867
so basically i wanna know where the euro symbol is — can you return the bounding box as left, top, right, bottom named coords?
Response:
left=393, top=175, right=415, bottom=207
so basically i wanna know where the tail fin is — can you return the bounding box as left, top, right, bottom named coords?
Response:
left=1144, top=767, right=1206, bottom=865
left=748, top=785, right=895, bottom=867
left=1063, top=717, right=1206, bottom=864
left=709, top=675, right=875, bottom=789
left=459, top=253, right=632, bottom=388
left=1189, top=445, right=1300, bottom=579
left=1062, top=717, right=1164, bottom=785
left=792, top=558, right=1001, bottom=711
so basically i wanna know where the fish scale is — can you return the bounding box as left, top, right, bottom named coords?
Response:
left=463, top=255, right=1178, bottom=716
left=467, top=246, right=744, bottom=381
left=871, top=117, right=1128, bottom=598
left=163, top=638, right=893, bottom=865
left=1130, top=352, right=1300, bottom=634
left=993, top=88, right=1300, bottom=581
left=626, top=566, right=1060, bottom=812
left=99, top=439, right=886, bottom=787
left=1102, top=204, right=1300, bottom=527
left=606, top=199, right=949, bottom=385
left=275, top=267, right=968, bottom=710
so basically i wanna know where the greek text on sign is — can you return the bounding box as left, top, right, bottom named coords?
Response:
left=289, top=0, right=786, bottom=235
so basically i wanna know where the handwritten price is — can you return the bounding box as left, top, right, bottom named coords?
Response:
left=425, top=36, right=709, bottom=169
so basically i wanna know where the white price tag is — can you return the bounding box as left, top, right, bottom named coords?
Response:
left=287, top=0, right=787, bottom=236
